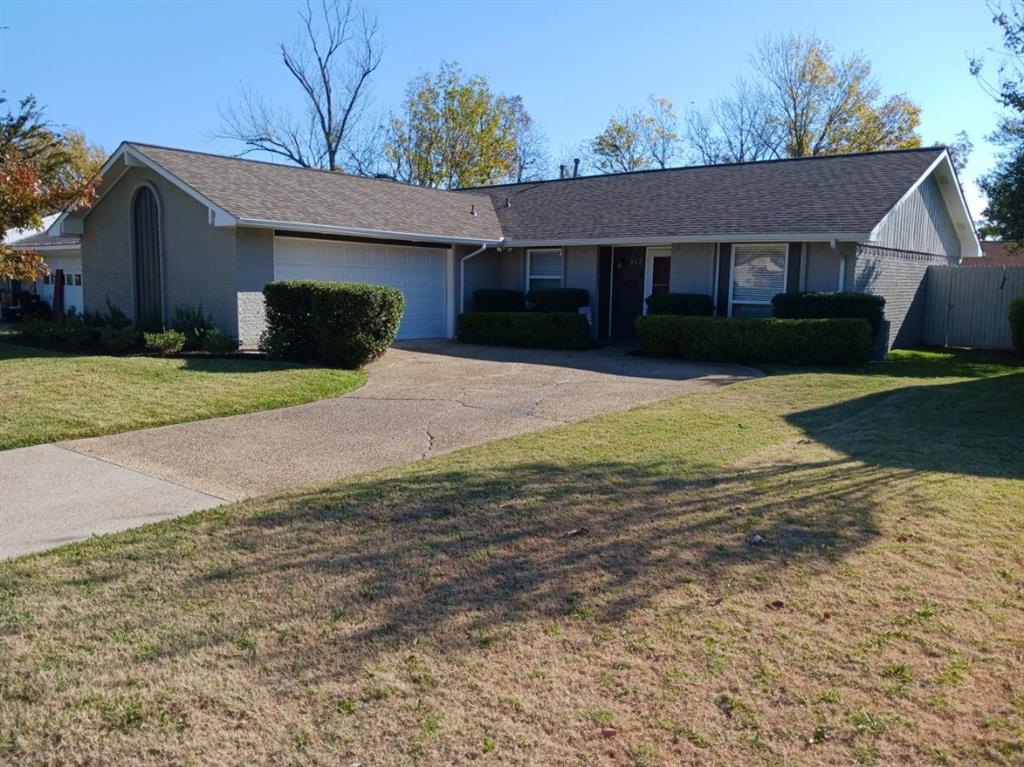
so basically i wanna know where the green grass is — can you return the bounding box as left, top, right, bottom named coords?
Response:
left=0, top=349, right=1021, bottom=766
left=0, top=342, right=365, bottom=449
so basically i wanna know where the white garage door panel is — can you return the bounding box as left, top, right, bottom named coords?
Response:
left=273, top=237, right=448, bottom=340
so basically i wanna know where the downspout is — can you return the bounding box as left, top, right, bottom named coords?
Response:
left=459, top=243, right=490, bottom=315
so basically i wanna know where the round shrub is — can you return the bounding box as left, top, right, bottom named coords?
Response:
left=1009, top=298, right=1024, bottom=357
left=200, top=328, right=238, bottom=354
left=261, top=281, right=405, bottom=368
left=144, top=329, right=186, bottom=356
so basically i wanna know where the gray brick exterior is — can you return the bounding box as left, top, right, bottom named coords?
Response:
left=853, top=245, right=948, bottom=348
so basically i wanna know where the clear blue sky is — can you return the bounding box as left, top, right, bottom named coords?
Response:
left=0, top=0, right=1010, bottom=216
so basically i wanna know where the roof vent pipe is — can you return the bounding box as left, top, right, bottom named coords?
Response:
left=470, top=204, right=477, bottom=216
left=559, top=164, right=566, bottom=179
left=573, top=158, right=580, bottom=177
left=505, top=197, right=511, bottom=208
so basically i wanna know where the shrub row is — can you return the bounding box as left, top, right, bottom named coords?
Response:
left=636, top=315, right=874, bottom=366
left=15, top=300, right=237, bottom=356
left=772, top=291, right=886, bottom=336
left=645, top=292, right=714, bottom=317
left=261, top=280, right=405, bottom=368
left=472, top=288, right=591, bottom=314
left=1010, top=298, right=1024, bottom=357
left=458, top=311, right=592, bottom=350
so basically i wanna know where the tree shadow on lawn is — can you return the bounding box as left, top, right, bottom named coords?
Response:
left=787, top=372, right=1024, bottom=480
left=140, top=451, right=915, bottom=675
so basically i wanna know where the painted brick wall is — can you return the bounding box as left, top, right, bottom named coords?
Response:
left=853, top=245, right=947, bottom=348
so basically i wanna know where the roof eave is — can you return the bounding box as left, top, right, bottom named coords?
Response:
left=504, top=232, right=874, bottom=248
left=237, top=218, right=502, bottom=246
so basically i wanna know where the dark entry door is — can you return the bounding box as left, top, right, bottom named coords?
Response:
left=610, top=247, right=646, bottom=340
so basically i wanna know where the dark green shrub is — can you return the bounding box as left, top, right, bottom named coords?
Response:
left=1010, top=298, right=1024, bottom=357
left=261, top=280, right=405, bottom=368
left=525, top=288, right=590, bottom=313
left=474, top=289, right=525, bottom=312
left=200, top=328, right=237, bottom=354
left=99, top=325, right=141, bottom=353
left=18, top=318, right=59, bottom=344
left=49, top=311, right=101, bottom=347
left=458, top=311, right=591, bottom=350
left=104, top=299, right=134, bottom=329
left=171, top=303, right=216, bottom=351
left=645, top=293, right=714, bottom=316
left=636, top=315, right=873, bottom=366
left=144, top=329, right=186, bottom=356
left=772, top=291, right=886, bottom=336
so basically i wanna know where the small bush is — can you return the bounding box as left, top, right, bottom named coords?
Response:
left=144, top=329, right=186, bottom=356
left=645, top=293, right=714, bottom=317
left=200, top=328, right=237, bottom=354
left=49, top=311, right=101, bottom=347
left=171, top=303, right=216, bottom=351
left=525, top=288, right=590, bottom=313
left=458, top=312, right=591, bottom=350
left=474, top=289, right=524, bottom=312
left=1010, top=298, right=1024, bottom=357
left=636, top=315, right=873, bottom=366
left=100, top=325, right=141, bottom=353
left=772, top=291, right=886, bottom=336
left=18, top=318, right=59, bottom=344
left=261, top=280, right=405, bottom=368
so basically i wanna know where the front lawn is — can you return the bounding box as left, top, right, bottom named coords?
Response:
left=0, top=342, right=365, bottom=450
left=1, top=350, right=1021, bottom=765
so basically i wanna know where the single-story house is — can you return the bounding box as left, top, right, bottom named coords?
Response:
left=52, top=143, right=980, bottom=349
left=2, top=214, right=83, bottom=317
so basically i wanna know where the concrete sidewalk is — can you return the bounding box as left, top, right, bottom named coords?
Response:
left=1, top=342, right=757, bottom=558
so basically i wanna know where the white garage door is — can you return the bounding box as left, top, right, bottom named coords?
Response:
left=273, top=236, right=449, bottom=340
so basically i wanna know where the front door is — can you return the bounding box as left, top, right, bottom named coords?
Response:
left=610, top=246, right=646, bottom=340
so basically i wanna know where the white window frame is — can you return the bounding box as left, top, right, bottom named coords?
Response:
left=525, top=248, right=564, bottom=292
left=728, top=243, right=788, bottom=317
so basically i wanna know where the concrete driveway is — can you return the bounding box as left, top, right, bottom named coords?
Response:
left=1, top=342, right=756, bottom=558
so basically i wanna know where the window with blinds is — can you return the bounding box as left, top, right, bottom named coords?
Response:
left=731, top=244, right=787, bottom=314
left=527, top=249, right=563, bottom=292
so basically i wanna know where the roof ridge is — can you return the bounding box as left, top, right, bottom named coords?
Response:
left=461, top=146, right=948, bottom=191
left=125, top=142, right=497, bottom=201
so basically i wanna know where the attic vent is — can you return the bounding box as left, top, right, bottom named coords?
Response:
left=470, top=204, right=477, bottom=216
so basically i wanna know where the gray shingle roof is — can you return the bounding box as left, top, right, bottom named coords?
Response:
left=121, top=144, right=945, bottom=245
left=464, top=148, right=946, bottom=242
left=7, top=231, right=80, bottom=249
left=129, top=144, right=504, bottom=243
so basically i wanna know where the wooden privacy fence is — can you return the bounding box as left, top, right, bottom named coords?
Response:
left=924, top=265, right=1024, bottom=349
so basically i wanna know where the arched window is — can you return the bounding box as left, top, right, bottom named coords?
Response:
left=132, top=186, right=162, bottom=325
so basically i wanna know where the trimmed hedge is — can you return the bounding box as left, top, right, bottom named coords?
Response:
left=144, top=329, right=186, bottom=356
left=636, top=315, right=873, bottom=366
left=1010, top=298, right=1024, bottom=357
left=526, top=287, right=590, bottom=313
left=261, top=280, right=405, bottom=368
left=474, top=288, right=525, bottom=312
left=458, top=311, right=591, bottom=350
left=771, top=291, right=886, bottom=336
left=645, top=292, right=714, bottom=317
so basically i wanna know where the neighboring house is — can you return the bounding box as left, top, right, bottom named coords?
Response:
left=53, top=143, right=979, bottom=349
left=962, top=240, right=1024, bottom=267
left=2, top=213, right=84, bottom=314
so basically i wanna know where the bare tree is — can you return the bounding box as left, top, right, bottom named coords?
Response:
left=219, top=0, right=382, bottom=171
left=684, top=79, right=782, bottom=164
left=507, top=95, right=550, bottom=182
